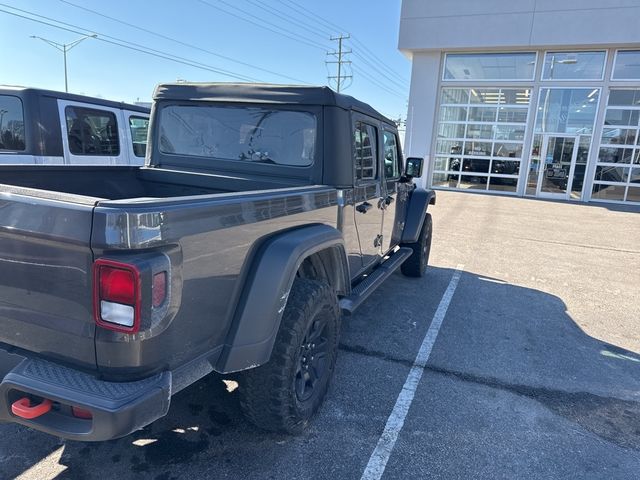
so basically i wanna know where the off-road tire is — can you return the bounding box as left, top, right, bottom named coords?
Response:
left=401, top=213, right=432, bottom=278
left=238, top=278, right=340, bottom=434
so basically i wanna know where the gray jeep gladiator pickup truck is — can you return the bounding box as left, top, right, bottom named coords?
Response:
left=0, top=83, right=435, bottom=440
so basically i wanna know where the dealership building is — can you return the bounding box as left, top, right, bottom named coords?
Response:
left=399, top=0, right=640, bottom=204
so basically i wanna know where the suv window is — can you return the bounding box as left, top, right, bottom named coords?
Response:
left=383, top=130, right=401, bottom=179
left=65, top=106, right=120, bottom=156
left=129, top=115, right=149, bottom=157
left=354, top=122, right=378, bottom=181
left=0, top=95, right=26, bottom=151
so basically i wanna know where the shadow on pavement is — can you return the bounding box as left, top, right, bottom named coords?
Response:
left=1, top=266, right=639, bottom=479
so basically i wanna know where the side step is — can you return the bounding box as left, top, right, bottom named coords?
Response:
left=339, top=247, right=413, bottom=314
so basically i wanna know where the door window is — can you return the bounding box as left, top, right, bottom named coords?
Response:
left=65, top=106, right=120, bottom=156
left=0, top=95, right=25, bottom=151
left=129, top=116, right=149, bottom=157
left=383, top=130, right=401, bottom=179
left=354, top=122, right=378, bottom=181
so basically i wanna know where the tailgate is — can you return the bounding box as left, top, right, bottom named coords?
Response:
left=0, top=192, right=97, bottom=371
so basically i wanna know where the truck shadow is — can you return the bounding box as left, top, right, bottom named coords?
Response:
left=2, top=266, right=640, bottom=479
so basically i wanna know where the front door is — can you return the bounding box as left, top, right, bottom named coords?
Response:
left=381, top=129, right=403, bottom=255
left=353, top=119, right=384, bottom=273
left=536, top=135, right=579, bottom=199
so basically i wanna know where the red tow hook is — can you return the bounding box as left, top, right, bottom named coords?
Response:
left=11, top=397, right=53, bottom=419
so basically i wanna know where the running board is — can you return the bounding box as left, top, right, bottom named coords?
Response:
left=339, top=247, right=413, bottom=314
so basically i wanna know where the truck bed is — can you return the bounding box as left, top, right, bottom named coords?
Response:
left=0, top=165, right=338, bottom=377
left=0, top=165, right=303, bottom=202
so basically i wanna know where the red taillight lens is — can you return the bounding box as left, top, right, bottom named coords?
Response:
left=94, top=259, right=140, bottom=333
left=100, top=267, right=135, bottom=304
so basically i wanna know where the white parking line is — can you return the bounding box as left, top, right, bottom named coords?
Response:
left=360, top=265, right=464, bottom=480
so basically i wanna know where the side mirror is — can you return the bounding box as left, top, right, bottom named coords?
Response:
left=405, top=157, right=424, bottom=178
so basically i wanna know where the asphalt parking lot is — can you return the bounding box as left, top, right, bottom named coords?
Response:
left=1, top=190, right=639, bottom=480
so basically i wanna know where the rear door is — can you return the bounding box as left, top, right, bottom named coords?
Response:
left=58, top=99, right=127, bottom=165
left=352, top=116, right=384, bottom=271
left=0, top=192, right=97, bottom=370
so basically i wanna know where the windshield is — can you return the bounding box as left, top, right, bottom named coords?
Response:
left=159, top=104, right=316, bottom=167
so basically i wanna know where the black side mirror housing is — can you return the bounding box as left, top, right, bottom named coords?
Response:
left=405, top=157, right=424, bottom=178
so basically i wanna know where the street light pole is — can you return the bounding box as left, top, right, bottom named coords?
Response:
left=30, top=34, right=97, bottom=92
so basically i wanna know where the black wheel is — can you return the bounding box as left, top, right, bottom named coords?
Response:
left=238, top=278, right=340, bottom=434
left=401, top=213, right=433, bottom=278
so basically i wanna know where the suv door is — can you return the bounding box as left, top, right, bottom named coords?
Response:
left=381, top=128, right=403, bottom=254
left=58, top=100, right=127, bottom=165
left=353, top=117, right=384, bottom=271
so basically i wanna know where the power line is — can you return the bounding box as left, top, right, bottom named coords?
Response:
left=350, top=50, right=408, bottom=91
left=278, top=0, right=344, bottom=35
left=351, top=65, right=406, bottom=99
left=58, top=0, right=310, bottom=84
left=275, top=0, right=410, bottom=87
left=0, top=4, right=259, bottom=82
left=243, top=0, right=330, bottom=41
left=350, top=36, right=409, bottom=85
left=197, top=0, right=329, bottom=52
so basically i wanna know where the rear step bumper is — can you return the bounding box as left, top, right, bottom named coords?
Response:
left=0, top=358, right=171, bottom=441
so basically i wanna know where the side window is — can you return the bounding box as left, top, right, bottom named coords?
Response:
left=354, top=121, right=378, bottom=181
left=129, top=116, right=149, bottom=157
left=65, top=106, right=120, bottom=156
left=0, top=95, right=26, bottom=151
left=383, top=130, right=401, bottom=179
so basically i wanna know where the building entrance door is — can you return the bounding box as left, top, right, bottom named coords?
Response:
left=536, top=135, right=579, bottom=199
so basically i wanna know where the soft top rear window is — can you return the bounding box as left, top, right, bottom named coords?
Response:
left=159, top=104, right=316, bottom=167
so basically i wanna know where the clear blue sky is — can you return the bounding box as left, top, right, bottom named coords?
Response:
left=0, top=0, right=410, bottom=120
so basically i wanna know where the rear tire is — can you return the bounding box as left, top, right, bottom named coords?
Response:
left=401, top=213, right=432, bottom=278
left=238, top=278, right=340, bottom=434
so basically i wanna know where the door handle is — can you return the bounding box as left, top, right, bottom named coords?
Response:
left=356, top=202, right=372, bottom=214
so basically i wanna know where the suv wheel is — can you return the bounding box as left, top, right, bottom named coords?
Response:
left=401, top=213, right=433, bottom=278
left=238, top=278, right=340, bottom=433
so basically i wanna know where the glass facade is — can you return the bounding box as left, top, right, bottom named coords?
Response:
left=443, top=53, right=537, bottom=81
left=432, top=87, right=529, bottom=193
left=430, top=49, right=640, bottom=204
left=542, top=51, right=606, bottom=80
left=612, top=51, right=640, bottom=80
left=593, top=89, right=640, bottom=202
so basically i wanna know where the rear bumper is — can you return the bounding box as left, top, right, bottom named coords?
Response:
left=0, top=357, right=171, bottom=441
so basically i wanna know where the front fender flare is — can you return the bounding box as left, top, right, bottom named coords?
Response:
left=400, top=188, right=436, bottom=244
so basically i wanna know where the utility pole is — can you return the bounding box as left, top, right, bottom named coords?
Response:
left=326, top=34, right=352, bottom=93
left=30, top=34, right=97, bottom=92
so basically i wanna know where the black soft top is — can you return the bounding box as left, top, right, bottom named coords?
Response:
left=153, top=82, right=392, bottom=124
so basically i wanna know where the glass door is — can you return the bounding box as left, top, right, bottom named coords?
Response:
left=536, top=135, right=579, bottom=199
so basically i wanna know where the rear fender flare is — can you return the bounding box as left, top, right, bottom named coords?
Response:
left=215, top=224, right=349, bottom=373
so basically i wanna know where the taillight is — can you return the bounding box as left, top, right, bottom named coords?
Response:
left=94, top=259, right=141, bottom=333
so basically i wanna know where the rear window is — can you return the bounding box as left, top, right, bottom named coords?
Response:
left=65, top=106, right=120, bottom=156
left=0, top=95, right=26, bottom=151
left=129, top=115, right=149, bottom=157
left=159, top=105, right=316, bottom=167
